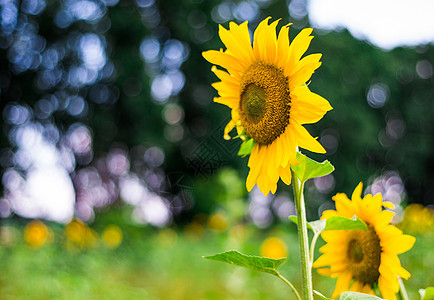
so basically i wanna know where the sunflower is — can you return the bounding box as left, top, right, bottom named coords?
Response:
left=313, top=183, right=416, bottom=300
left=203, top=17, right=332, bottom=196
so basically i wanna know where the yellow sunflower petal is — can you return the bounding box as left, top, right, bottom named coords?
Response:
left=291, top=99, right=331, bottom=125
left=361, top=284, right=375, bottom=296
left=316, top=268, right=331, bottom=276
left=321, top=230, right=347, bottom=243
left=287, top=28, right=314, bottom=71
left=247, top=145, right=279, bottom=195
left=374, top=210, right=395, bottom=229
left=276, top=24, right=291, bottom=67
left=246, top=145, right=263, bottom=191
left=231, top=109, right=240, bottom=122
left=223, top=120, right=235, bottom=140
left=212, top=71, right=239, bottom=89
left=212, top=81, right=239, bottom=98
left=383, top=201, right=395, bottom=209
left=257, top=164, right=278, bottom=196
left=268, top=138, right=280, bottom=168
left=356, top=194, right=374, bottom=224
left=332, top=271, right=352, bottom=299
left=292, top=86, right=333, bottom=111
left=288, top=55, right=322, bottom=89
left=275, top=136, right=283, bottom=167
left=277, top=163, right=292, bottom=185
left=253, top=17, right=272, bottom=60
left=213, top=96, right=238, bottom=108
left=265, top=149, right=279, bottom=181
left=313, top=253, right=345, bottom=268
left=261, top=19, right=280, bottom=64
left=379, top=260, right=395, bottom=281
left=280, top=128, right=298, bottom=167
left=218, top=23, right=254, bottom=68
left=366, top=193, right=384, bottom=215
left=321, top=209, right=338, bottom=219
left=290, top=53, right=322, bottom=76
left=377, top=225, right=403, bottom=243
left=383, top=234, right=415, bottom=255
left=350, top=281, right=364, bottom=293
left=202, top=50, right=245, bottom=74
left=291, top=121, right=326, bottom=153
left=397, top=266, right=411, bottom=280
left=380, top=252, right=410, bottom=281
left=229, top=21, right=253, bottom=52
left=290, top=107, right=329, bottom=127
left=334, top=193, right=356, bottom=218
left=332, top=192, right=350, bottom=203
left=351, top=182, right=364, bottom=200
left=256, top=174, right=268, bottom=195
left=319, top=242, right=345, bottom=254
left=212, top=67, right=240, bottom=85
left=329, top=262, right=348, bottom=274
left=379, top=274, right=399, bottom=298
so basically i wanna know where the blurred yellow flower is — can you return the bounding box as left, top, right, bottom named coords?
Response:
left=313, top=183, right=416, bottom=300
left=184, top=221, right=205, bottom=241
left=102, top=224, right=123, bottom=249
left=24, top=220, right=51, bottom=248
left=400, top=203, right=433, bottom=234
left=260, top=236, right=288, bottom=259
left=229, top=224, right=248, bottom=243
left=65, top=219, right=98, bottom=250
left=203, top=17, right=332, bottom=195
left=207, top=212, right=228, bottom=232
left=158, top=227, right=178, bottom=248
left=1, top=226, right=20, bottom=247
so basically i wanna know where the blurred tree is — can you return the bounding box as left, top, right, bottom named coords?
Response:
left=0, top=0, right=433, bottom=225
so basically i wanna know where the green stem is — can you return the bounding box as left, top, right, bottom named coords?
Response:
left=277, top=273, right=302, bottom=300
left=309, top=233, right=320, bottom=264
left=291, top=170, right=313, bottom=300
left=398, top=277, right=409, bottom=300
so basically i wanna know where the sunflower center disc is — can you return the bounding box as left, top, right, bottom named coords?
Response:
left=242, top=84, right=267, bottom=123
left=239, top=61, right=291, bottom=145
left=346, top=227, right=381, bottom=285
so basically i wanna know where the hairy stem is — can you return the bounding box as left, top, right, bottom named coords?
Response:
left=292, top=170, right=313, bottom=300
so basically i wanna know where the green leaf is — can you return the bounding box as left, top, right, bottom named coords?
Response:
left=290, top=215, right=366, bottom=234
left=203, top=250, right=286, bottom=276
left=237, top=138, right=255, bottom=157
left=314, top=290, right=385, bottom=300
left=420, top=287, right=434, bottom=300
left=289, top=215, right=312, bottom=230
left=289, top=216, right=326, bottom=235
left=324, top=215, right=368, bottom=231
left=290, top=152, right=334, bottom=183
left=339, top=292, right=384, bottom=299
left=288, top=215, right=297, bottom=224
left=314, top=290, right=332, bottom=299
left=309, top=219, right=327, bottom=235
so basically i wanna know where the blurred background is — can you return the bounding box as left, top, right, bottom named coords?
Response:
left=0, top=0, right=433, bottom=299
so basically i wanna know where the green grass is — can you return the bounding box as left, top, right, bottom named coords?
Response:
left=0, top=223, right=432, bottom=299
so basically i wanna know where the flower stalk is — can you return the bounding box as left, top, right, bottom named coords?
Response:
left=277, top=273, right=302, bottom=300
left=292, top=169, right=313, bottom=300
left=399, top=277, right=409, bottom=300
